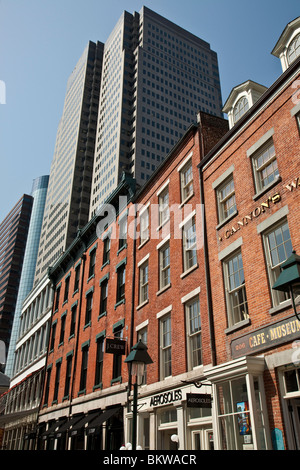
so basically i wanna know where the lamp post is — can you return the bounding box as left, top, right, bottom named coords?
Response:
left=272, top=250, right=300, bottom=321
left=125, top=340, right=153, bottom=450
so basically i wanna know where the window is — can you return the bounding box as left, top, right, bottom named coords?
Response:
left=70, top=303, right=77, bottom=338
left=64, top=276, right=70, bottom=303
left=217, top=176, right=236, bottom=223
left=159, top=242, right=170, bottom=289
left=103, top=235, right=111, bottom=265
left=160, top=315, right=172, bottom=379
left=263, top=220, right=293, bottom=307
left=112, top=323, right=123, bottom=381
left=233, top=96, right=249, bottom=123
left=119, top=216, right=127, bottom=250
left=50, top=321, right=57, bottom=351
left=158, top=187, right=169, bottom=226
left=223, top=250, right=248, bottom=327
left=186, top=298, right=202, bottom=369
left=116, top=264, right=126, bottom=303
left=94, top=335, right=104, bottom=387
left=74, top=264, right=80, bottom=292
left=79, top=343, right=89, bottom=393
left=44, top=366, right=52, bottom=406
left=54, top=285, right=61, bottom=311
left=182, top=217, right=197, bottom=271
left=88, top=249, right=96, bottom=278
left=99, top=279, right=108, bottom=315
left=85, top=291, right=93, bottom=326
left=59, top=313, right=66, bottom=346
left=296, top=111, right=300, bottom=135
left=140, top=207, right=149, bottom=244
left=137, top=327, right=148, bottom=384
left=252, top=140, right=279, bottom=193
left=139, top=261, right=149, bottom=304
left=64, top=353, right=73, bottom=398
left=53, top=360, right=61, bottom=403
left=180, top=160, right=193, bottom=202
left=287, top=32, right=300, bottom=65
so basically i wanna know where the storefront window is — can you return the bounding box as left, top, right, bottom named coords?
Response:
left=217, top=377, right=252, bottom=450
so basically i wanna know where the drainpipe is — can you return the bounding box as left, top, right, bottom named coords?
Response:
left=197, top=128, right=217, bottom=367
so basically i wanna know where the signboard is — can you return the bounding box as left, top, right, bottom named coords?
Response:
left=105, top=338, right=126, bottom=355
left=186, top=393, right=212, bottom=408
left=231, top=315, right=300, bottom=358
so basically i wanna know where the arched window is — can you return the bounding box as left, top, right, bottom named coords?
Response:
left=287, top=32, right=300, bottom=65
left=233, top=96, right=249, bottom=123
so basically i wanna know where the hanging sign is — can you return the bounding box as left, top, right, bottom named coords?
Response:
left=105, top=338, right=126, bottom=355
left=186, top=393, right=212, bottom=408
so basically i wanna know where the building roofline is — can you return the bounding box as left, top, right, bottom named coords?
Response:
left=198, top=56, right=300, bottom=170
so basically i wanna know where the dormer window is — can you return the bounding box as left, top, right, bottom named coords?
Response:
left=233, top=96, right=249, bottom=123
left=287, top=32, right=300, bottom=65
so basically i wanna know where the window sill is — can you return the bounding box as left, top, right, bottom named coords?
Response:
left=117, top=244, right=127, bottom=256
left=72, top=289, right=79, bottom=297
left=269, top=299, right=292, bottom=315
left=78, top=389, right=86, bottom=397
left=156, top=283, right=171, bottom=296
left=98, top=311, right=107, bottom=320
left=180, top=263, right=198, bottom=279
left=138, top=237, right=150, bottom=250
left=93, top=383, right=103, bottom=391
left=111, top=376, right=122, bottom=385
left=178, top=191, right=194, bottom=208
left=114, top=299, right=125, bottom=310
left=225, top=317, right=251, bottom=335
left=136, top=299, right=149, bottom=310
left=216, top=210, right=238, bottom=231
left=252, top=176, right=282, bottom=201
left=101, top=260, right=110, bottom=271
left=87, top=274, right=95, bottom=283
left=83, top=321, right=91, bottom=330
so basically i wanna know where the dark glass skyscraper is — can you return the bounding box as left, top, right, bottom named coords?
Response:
left=0, top=194, right=33, bottom=353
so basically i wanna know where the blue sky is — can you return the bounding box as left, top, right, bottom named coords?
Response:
left=0, top=0, right=299, bottom=222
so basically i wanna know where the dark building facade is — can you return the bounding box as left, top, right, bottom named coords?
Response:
left=0, top=195, right=33, bottom=356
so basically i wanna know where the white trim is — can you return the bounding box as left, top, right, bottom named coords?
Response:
left=177, top=151, right=193, bottom=172
left=156, top=233, right=170, bottom=250
left=156, top=179, right=170, bottom=196
left=136, top=319, right=149, bottom=332
left=181, top=287, right=201, bottom=304
left=179, top=210, right=196, bottom=229
left=246, top=128, right=274, bottom=158
left=156, top=304, right=172, bottom=319
left=137, top=253, right=150, bottom=267
left=138, top=201, right=150, bottom=217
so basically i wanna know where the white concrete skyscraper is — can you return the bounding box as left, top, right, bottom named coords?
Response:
left=89, top=6, right=223, bottom=217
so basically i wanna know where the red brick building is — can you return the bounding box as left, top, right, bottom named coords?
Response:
left=37, top=114, right=228, bottom=451
left=37, top=16, right=300, bottom=452
left=199, top=21, right=300, bottom=449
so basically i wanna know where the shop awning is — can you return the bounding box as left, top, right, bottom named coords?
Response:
left=69, top=411, right=100, bottom=436
left=54, top=415, right=83, bottom=437
left=41, top=420, right=63, bottom=440
left=86, top=407, right=121, bottom=434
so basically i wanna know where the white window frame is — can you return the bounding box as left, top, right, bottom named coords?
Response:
left=180, top=159, right=193, bottom=202
left=182, top=216, right=197, bottom=272
left=262, top=219, right=293, bottom=307
left=159, top=313, right=172, bottom=380
left=216, top=175, right=236, bottom=224
left=185, top=296, right=202, bottom=370
left=158, top=241, right=171, bottom=290
left=223, top=249, right=249, bottom=328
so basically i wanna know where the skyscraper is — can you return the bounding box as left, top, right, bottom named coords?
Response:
left=33, top=7, right=223, bottom=284
left=89, top=6, right=223, bottom=216
left=0, top=194, right=33, bottom=352
left=5, top=175, right=49, bottom=377
left=33, top=41, right=104, bottom=285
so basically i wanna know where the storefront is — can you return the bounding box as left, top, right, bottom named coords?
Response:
left=125, top=384, right=213, bottom=450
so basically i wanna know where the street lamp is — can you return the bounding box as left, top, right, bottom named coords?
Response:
left=125, top=340, right=153, bottom=450
left=272, top=250, right=300, bottom=321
